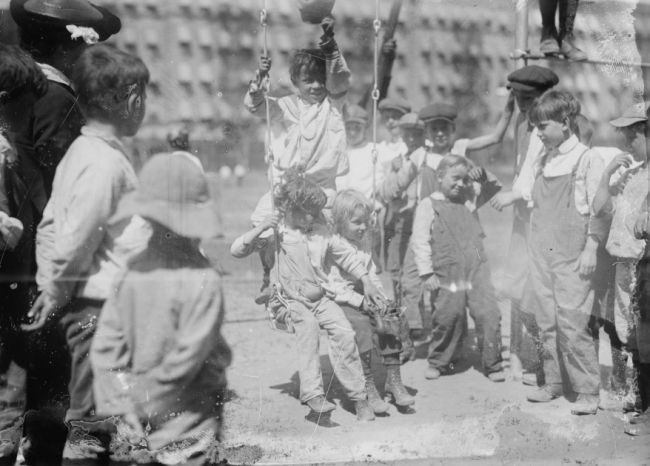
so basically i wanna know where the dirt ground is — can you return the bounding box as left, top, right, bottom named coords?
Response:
left=203, top=169, right=650, bottom=465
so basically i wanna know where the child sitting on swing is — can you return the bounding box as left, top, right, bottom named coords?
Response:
left=329, top=189, right=415, bottom=414
left=244, top=14, right=351, bottom=299
left=231, top=169, right=383, bottom=421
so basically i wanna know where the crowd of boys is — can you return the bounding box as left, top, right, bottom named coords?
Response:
left=0, top=0, right=648, bottom=465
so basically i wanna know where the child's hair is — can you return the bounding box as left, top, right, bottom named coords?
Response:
left=71, top=44, right=149, bottom=121
left=289, top=49, right=326, bottom=85
left=437, top=153, right=471, bottom=178
left=528, top=89, right=581, bottom=127
left=0, top=43, right=47, bottom=99
left=332, top=190, right=372, bottom=236
left=274, top=167, right=327, bottom=215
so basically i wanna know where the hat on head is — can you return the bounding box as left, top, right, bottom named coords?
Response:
left=397, top=112, right=424, bottom=130
left=111, top=153, right=220, bottom=239
left=609, top=102, right=650, bottom=128
left=11, top=0, right=121, bottom=41
left=506, top=66, right=558, bottom=93
left=378, top=97, right=411, bottom=115
left=344, top=104, right=368, bottom=124
left=419, top=102, right=457, bottom=123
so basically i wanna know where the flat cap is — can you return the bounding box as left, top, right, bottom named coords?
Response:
left=609, top=102, right=650, bottom=127
left=507, top=65, right=558, bottom=93
left=344, top=104, right=368, bottom=124
left=378, top=97, right=411, bottom=115
left=419, top=102, right=457, bottom=122
left=397, top=112, right=424, bottom=130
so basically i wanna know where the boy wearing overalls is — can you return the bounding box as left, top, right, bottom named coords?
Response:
left=525, top=90, right=602, bottom=415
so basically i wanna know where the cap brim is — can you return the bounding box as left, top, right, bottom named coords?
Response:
left=345, top=118, right=368, bottom=124
left=111, top=191, right=222, bottom=239
left=609, top=116, right=648, bottom=127
left=378, top=105, right=409, bottom=114
left=421, top=117, right=455, bottom=124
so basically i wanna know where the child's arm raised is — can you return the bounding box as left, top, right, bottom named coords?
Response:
left=319, top=16, right=351, bottom=98
left=464, top=92, right=516, bottom=154
left=592, top=152, right=631, bottom=216
left=378, top=156, right=418, bottom=203
left=243, top=55, right=283, bottom=119
left=230, top=213, right=279, bottom=258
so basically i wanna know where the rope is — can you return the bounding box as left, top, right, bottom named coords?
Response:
left=259, top=0, right=293, bottom=334
left=370, top=0, right=381, bottom=226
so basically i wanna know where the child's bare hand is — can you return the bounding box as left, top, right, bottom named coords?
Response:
left=490, top=191, right=517, bottom=211
left=21, top=292, right=59, bottom=331
left=469, top=167, right=487, bottom=183
left=320, top=15, right=335, bottom=37
left=260, top=213, right=280, bottom=231
left=361, top=275, right=384, bottom=308
left=577, top=246, right=597, bottom=277
left=605, top=152, right=631, bottom=176
left=120, top=412, right=146, bottom=445
left=423, top=274, right=440, bottom=292
left=258, top=56, right=272, bottom=75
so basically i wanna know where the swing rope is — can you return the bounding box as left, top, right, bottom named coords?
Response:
left=370, top=0, right=381, bottom=225
left=259, top=0, right=294, bottom=333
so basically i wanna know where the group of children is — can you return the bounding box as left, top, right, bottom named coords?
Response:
left=233, top=14, right=650, bottom=429
left=0, top=2, right=649, bottom=465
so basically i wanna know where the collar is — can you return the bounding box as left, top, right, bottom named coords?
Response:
left=80, top=124, right=129, bottom=158
left=556, top=134, right=579, bottom=155
left=37, top=63, right=73, bottom=89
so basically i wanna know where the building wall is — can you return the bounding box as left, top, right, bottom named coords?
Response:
left=2, top=0, right=649, bottom=167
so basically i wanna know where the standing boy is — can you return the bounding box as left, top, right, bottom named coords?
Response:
left=24, top=45, right=151, bottom=461
left=525, top=90, right=601, bottom=415
left=411, top=154, right=505, bottom=382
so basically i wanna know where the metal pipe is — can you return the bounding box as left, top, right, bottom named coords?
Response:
left=514, top=0, right=529, bottom=70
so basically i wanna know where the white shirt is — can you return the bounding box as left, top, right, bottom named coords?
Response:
left=36, top=124, right=151, bottom=306
left=511, top=128, right=545, bottom=202
left=530, top=135, right=604, bottom=217
left=336, top=142, right=387, bottom=207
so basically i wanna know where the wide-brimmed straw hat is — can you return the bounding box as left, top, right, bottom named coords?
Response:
left=111, top=153, right=220, bottom=239
left=11, top=0, right=121, bottom=41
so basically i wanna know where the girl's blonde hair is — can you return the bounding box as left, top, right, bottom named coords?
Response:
left=332, top=189, right=372, bottom=236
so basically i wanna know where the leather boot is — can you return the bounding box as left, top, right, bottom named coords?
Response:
left=384, top=364, right=414, bottom=407
left=360, top=351, right=389, bottom=414
left=398, top=317, right=416, bottom=363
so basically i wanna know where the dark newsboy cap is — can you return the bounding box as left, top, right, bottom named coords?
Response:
left=419, top=102, right=458, bottom=123
left=507, top=65, right=559, bottom=93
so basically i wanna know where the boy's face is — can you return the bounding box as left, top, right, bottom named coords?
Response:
left=345, top=121, right=366, bottom=147
left=286, top=206, right=317, bottom=232
left=513, top=88, right=543, bottom=115
left=439, top=164, right=470, bottom=203
left=380, top=109, right=404, bottom=136
left=425, top=119, right=455, bottom=153
left=535, top=118, right=569, bottom=151
left=340, top=207, right=368, bottom=245
left=295, top=65, right=326, bottom=105
left=618, top=124, right=647, bottom=161
left=402, top=127, right=424, bottom=152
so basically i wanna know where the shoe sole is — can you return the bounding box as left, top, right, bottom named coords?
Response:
left=385, top=391, right=415, bottom=407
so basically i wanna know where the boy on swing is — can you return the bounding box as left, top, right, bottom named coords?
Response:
left=231, top=169, right=384, bottom=421
left=244, top=13, right=350, bottom=299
